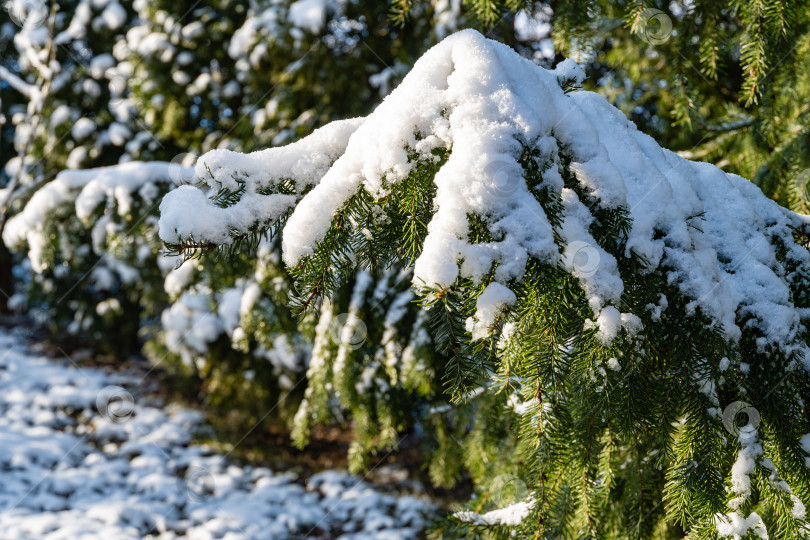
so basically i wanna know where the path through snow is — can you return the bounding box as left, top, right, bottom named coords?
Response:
left=0, top=329, right=434, bottom=539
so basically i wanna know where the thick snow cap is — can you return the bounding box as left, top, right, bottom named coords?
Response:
left=159, top=29, right=810, bottom=358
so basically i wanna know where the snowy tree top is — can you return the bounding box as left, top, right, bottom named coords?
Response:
left=159, top=29, right=810, bottom=359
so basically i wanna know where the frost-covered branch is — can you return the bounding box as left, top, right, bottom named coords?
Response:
left=0, top=3, right=58, bottom=232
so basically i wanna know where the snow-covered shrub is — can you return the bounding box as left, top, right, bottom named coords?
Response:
left=218, top=0, right=443, bottom=146
left=3, top=162, right=184, bottom=351
left=0, top=0, right=150, bottom=309
left=160, top=30, right=810, bottom=536
left=118, top=0, right=549, bottom=154
left=0, top=0, right=138, bottom=183
left=113, top=0, right=248, bottom=155
left=116, top=0, right=429, bottom=153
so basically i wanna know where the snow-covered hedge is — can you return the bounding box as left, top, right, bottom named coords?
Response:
left=143, top=238, right=309, bottom=426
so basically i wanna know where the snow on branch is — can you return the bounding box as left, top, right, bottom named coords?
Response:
left=454, top=497, right=536, bottom=526
left=159, top=29, right=810, bottom=360
left=158, top=118, right=362, bottom=246
left=0, top=66, right=35, bottom=99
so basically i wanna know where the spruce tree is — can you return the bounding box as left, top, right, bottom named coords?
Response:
left=160, top=30, right=810, bottom=538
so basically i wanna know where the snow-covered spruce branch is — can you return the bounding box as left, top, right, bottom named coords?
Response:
left=0, top=65, right=34, bottom=99
left=160, top=30, right=810, bottom=536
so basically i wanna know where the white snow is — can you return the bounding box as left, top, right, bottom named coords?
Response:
left=0, top=328, right=434, bottom=539
left=791, top=494, right=806, bottom=520
left=714, top=511, right=769, bottom=539
left=100, top=1, right=127, bottom=30
left=66, top=146, right=88, bottom=169
left=454, top=497, right=535, bottom=526
left=90, top=53, right=116, bottom=79
left=0, top=65, right=35, bottom=98
left=164, top=259, right=197, bottom=298
left=106, top=122, right=131, bottom=147
left=466, top=282, right=517, bottom=340
left=799, top=433, right=810, bottom=467
left=71, top=118, right=96, bottom=140
left=729, top=425, right=762, bottom=509
left=161, top=290, right=224, bottom=363
left=228, top=6, right=281, bottom=62
left=553, top=58, right=585, bottom=85
left=50, top=105, right=73, bottom=126
left=433, top=0, right=461, bottom=40
left=289, top=0, right=330, bottom=34
left=159, top=118, right=362, bottom=245
left=514, top=9, right=552, bottom=43
left=594, top=306, right=621, bottom=343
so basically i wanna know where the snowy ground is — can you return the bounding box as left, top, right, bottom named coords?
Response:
left=0, top=328, right=435, bottom=539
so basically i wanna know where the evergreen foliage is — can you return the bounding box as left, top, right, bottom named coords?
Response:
left=160, top=30, right=810, bottom=538
left=143, top=238, right=308, bottom=431
left=559, top=0, right=810, bottom=217
left=4, top=1, right=810, bottom=536
left=1, top=0, right=135, bottom=186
